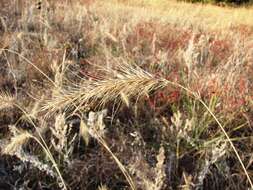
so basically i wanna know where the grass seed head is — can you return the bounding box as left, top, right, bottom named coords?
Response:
left=0, top=91, right=15, bottom=110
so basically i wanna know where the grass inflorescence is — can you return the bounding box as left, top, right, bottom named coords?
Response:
left=0, top=0, right=253, bottom=189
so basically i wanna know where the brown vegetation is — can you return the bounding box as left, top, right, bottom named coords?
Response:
left=0, top=0, right=253, bottom=189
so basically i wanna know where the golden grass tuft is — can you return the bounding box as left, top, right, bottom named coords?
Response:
left=0, top=91, right=15, bottom=110
left=2, top=126, right=32, bottom=155
left=42, top=63, right=167, bottom=114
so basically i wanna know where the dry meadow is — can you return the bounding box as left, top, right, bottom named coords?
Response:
left=0, top=0, right=253, bottom=189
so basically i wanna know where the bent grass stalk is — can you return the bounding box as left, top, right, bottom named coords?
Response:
left=4, top=48, right=252, bottom=188
left=1, top=49, right=56, bottom=86
left=13, top=99, right=67, bottom=190
left=91, top=129, right=136, bottom=190
left=1, top=49, right=67, bottom=189
left=162, top=79, right=253, bottom=189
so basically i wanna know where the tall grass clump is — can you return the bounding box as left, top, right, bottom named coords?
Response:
left=1, top=0, right=253, bottom=189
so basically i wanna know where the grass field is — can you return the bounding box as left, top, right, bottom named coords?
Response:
left=0, top=0, right=253, bottom=189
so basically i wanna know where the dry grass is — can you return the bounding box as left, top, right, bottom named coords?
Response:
left=0, top=91, right=15, bottom=110
left=42, top=63, right=166, bottom=115
left=98, top=0, right=253, bottom=31
left=2, top=126, right=32, bottom=155
left=0, top=0, right=253, bottom=189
